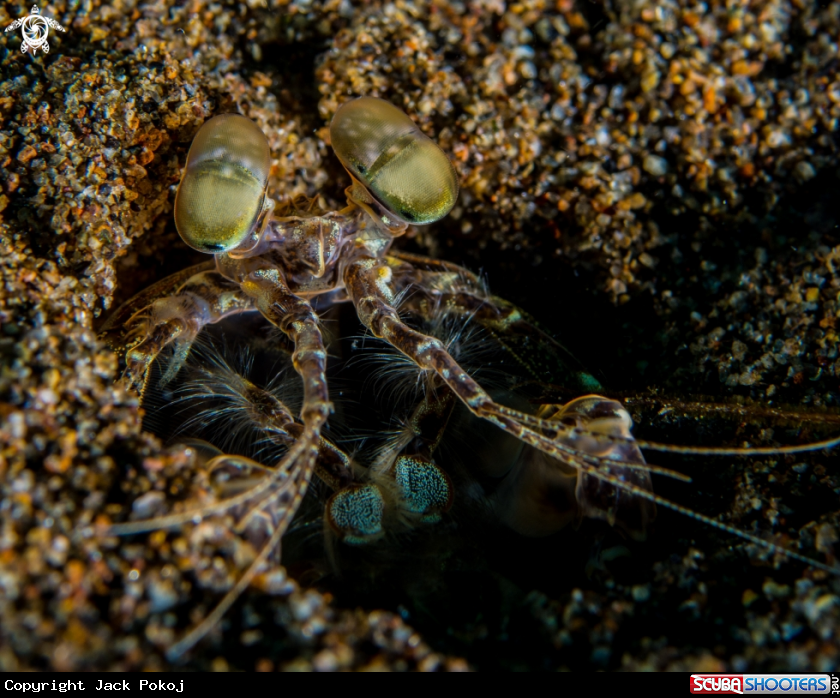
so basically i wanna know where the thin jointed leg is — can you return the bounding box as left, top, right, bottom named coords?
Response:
left=165, top=268, right=333, bottom=659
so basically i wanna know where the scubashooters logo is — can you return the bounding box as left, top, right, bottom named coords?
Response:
left=4, top=5, right=67, bottom=54
left=690, top=675, right=834, bottom=695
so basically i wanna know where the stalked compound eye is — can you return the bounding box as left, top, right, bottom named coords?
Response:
left=175, top=114, right=271, bottom=254
left=325, top=484, right=385, bottom=545
left=329, top=97, right=459, bottom=225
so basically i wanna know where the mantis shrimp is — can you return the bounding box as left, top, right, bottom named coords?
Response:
left=97, top=96, right=840, bottom=660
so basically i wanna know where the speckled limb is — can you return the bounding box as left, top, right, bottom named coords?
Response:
left=372, top=256, right=840, bottom=460
left=232, top=268, right=332, bottom=517
left=103, top=267, right=255, bottom=394
left=388, top=249, right=483, bottom=286
left=99, top=261, right=216, bottom=341
left=232, top=267, right=334, bottom=523
left=345, top=258, right=840, bottom=575
left=240, top=267, right=332, bottom=427
left=343, top=256, right=592, bottom=444
left=345, top=259, right=778, bottom=500
left=105, top=266, right=336, bottom=538
left=344, top=255, right=596, bottom=459
left=164, top=268, right=334, bottom=660
left=344, top=256, right=662, bottom=525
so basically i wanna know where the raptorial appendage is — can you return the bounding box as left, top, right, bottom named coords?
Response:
left=104, top=293, right=337, bottom=660
left=342, top=251, right=840, bottom=574
left=339, top=257, right=657, bottom=542
left=100, top=268, right=253, bottom=395
left=496, top=397, right=655, bottom=540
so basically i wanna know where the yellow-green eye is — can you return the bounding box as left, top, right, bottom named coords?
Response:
left=175, top=114, right=271, bottom=254
left=329, top=97, right=459, bottom=225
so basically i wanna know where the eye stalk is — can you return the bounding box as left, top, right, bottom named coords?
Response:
left=175, top=114, right=271, bottom=254
left=329, top=97, right=459, bottom=225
